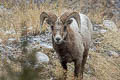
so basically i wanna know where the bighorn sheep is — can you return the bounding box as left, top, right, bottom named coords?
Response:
left=40, top=11, right=93, bottom=80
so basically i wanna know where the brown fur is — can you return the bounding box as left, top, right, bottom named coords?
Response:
left=40, top=11, right=92, bottom=80
left=52, top=25, right=87, bottom=80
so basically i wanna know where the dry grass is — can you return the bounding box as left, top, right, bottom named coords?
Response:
left=48, top=50, right=120, bottom=80
left=102, top=30, right=120, bottom=50
left=0, top=0, right=119, bottom=42
left=43, top=28, right=120, bottom=80
left=0, top=0, right=120, bottom=80
left=0, top=0, right=65, bottom=42
left=84, top=51, right=120, bottom=80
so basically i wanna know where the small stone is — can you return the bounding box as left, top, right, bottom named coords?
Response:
left=109, top=51, right=119, bottom=57
left=36, top=52, right=49, bottom=63
left=103, top=20, right=118, bottom=32
left=100, top=29, right=107, bottom=34
left=5, top=29, right=16, bottom=35
left=40, top=43, right=53, bottom=49
left=28, top=27, right=33, bottom=30
left=8, top=38, right=16, bottom=42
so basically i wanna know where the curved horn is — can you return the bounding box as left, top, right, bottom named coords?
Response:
left=40, top=12, right=57, bottom=33
left=60, top=11, right=81, bottom=30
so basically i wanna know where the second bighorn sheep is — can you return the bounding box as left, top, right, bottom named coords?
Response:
left=40, top=11, right=93, bottom=80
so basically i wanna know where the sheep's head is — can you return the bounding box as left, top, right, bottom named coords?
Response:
left=40, top=11, right=80, bottom=44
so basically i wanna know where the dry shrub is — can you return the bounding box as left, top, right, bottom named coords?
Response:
left=47, top=50, right=120, bottom=80
left=83, top=51, right=120, bottom=80
left=0, top=0, right=68, bottom=40
left=102, top=30, right=120, bottom=50
left=87, top=8, right=107, bottom=24
left=0, top=1, right=120, bottom=80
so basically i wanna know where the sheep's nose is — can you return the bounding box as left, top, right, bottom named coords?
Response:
left=56, top=37, right=60, bottom=41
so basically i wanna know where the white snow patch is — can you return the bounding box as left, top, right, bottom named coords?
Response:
left=40, top=43, right=53, bottom=49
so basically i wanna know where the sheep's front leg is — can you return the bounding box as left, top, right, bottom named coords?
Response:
left=60, top=61, right=67, bottom=80
left=74, top=60, right=82, bottom=80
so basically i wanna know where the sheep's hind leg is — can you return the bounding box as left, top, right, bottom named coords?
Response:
left=60, top=61, right=67, bottom=80
left=74, top=60, right=82, bottom=80
left=81, top=49, right=89, bottom=78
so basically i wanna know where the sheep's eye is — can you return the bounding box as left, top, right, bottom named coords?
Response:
left=64, top=26, right=67, bottom=31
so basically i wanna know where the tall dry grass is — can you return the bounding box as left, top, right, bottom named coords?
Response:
left=0, top=1, right=120, bottom=80
left=0, top=0, right=67, bottom=42
left=0, top=0, right=118, bottom=42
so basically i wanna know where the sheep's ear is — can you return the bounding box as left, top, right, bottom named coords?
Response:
left=66, top=19, right=73, bottom=25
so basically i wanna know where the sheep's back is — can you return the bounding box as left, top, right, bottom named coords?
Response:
left=70, top=13, right=93, bottom=49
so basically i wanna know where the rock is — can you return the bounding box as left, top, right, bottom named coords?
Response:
left=108, top=51, right=119, bottom=57
left=103, top=20, right=118, bottom=32
left=32, top=44, right=41, bottom=50
left=28, top=26, right=33, bottom=30
left=8, top=38, right=16, bottom=42
left=100, top=29, right=107, bottom=34
left=92, top=24, right=107, bottom=38
left=93, top=24, right=103, bottom=31
left=5, top=29, right=16, bottom=35
left=40, top=43, right=53, bottom=49
left=36, top=52, right=49, bottom=63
